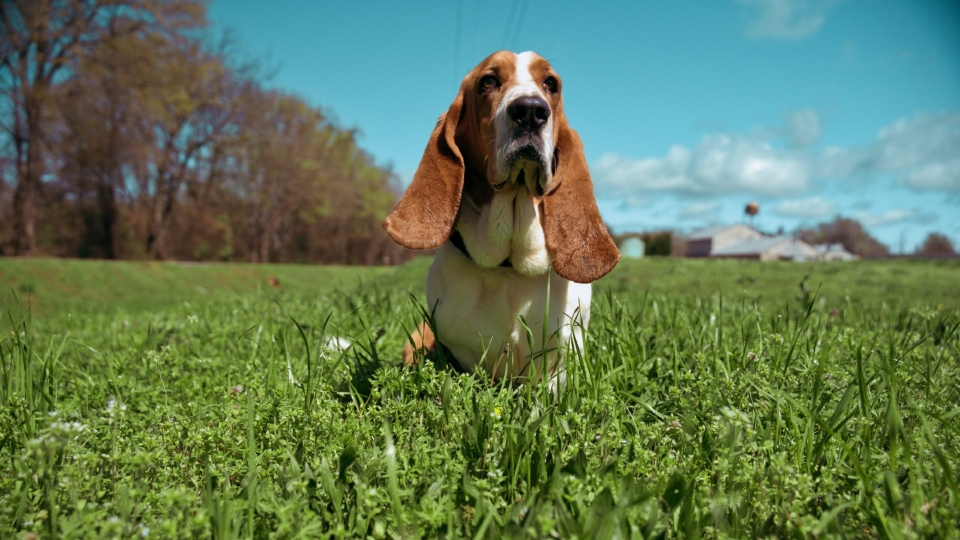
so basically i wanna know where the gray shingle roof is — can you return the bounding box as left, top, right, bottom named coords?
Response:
left=688, top=224, right=737, bottom=240
left=711, top=236, right=791, bottom=256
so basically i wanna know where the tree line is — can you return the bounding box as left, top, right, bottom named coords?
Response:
left=614, top=217, right=956, bottom=258
left=796, top=218, right=956, bottom=258
left=1, top=0, right=413, bottom=264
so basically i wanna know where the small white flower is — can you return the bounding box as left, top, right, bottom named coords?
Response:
left=325, top=336, right=352, bottom=351
left=50, top=421, right=86, bottom=433
left=106, top=399, right=126, bottom=414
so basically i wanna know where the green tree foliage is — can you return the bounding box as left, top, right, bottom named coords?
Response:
left=612, top=231, right=675, bottom=257
left=797, top=216, right=889, bottom=258
left=641, top=230, right=672, bottom=256
left=0, top=0, right=411, bottom=264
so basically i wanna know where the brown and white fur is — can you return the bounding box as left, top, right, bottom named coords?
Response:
left=383, top=51, right=620, bottom=383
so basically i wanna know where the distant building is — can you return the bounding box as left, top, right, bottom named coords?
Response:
left=618, top=236, right=645, bottom=259
left=685, top=224, right=830, bottom=261
left=687, top=224, right=828, bottom=261
left=816, top=243, right=857, bottom=261
left=711, top=235, right=820, bottom=261
left=686, top=224, right=762, bottom=257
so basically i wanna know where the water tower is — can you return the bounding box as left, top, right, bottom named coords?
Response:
left=745, top=201, right=759, bottom=229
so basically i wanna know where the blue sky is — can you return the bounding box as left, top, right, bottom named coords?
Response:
left=209, top=0, right=960, bottom=252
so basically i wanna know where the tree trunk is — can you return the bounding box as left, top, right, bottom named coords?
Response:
left=258, top=223, right=271, bottom=263
left=151, top=199, right=172, bottom=260
left=97, top=177, right=119, bottom=259
left=11, top=174, right=36, bottom=255
left=148, top=185, right=172, bottom=260
left=12, top=100, right=43, bottom=255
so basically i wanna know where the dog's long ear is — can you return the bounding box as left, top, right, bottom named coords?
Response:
left=382, top=90, right=465, bottom=250
left=542, top=121, right=620, bottom=283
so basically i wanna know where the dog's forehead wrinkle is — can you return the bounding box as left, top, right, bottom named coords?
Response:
left=508, top=52, right=543, bottom=98
left=515, top=52, right=536, bottom=82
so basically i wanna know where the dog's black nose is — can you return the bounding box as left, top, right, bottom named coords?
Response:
left=507, top=96, right=550, bottom=130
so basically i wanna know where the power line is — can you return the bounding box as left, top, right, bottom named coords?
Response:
left=454, top=0, right=463, bottom=78
left=502, top=0, right=521, bottom=50
left=508, top=0, right=530, bottom=52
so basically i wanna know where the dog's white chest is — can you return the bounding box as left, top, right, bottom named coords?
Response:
left=455, top=185, right=551, bottom=277
left=426, top=243, right=591, bottom=380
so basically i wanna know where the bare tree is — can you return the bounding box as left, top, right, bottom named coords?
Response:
left=916, top=232, right=955, bottom=256
left=225, top=87, right=325, bottom=262
left=1, top=2, right=411, bottom=265
left=131, top=39, right=235, bottom=259
left=797, top=217, right=890, bottom=258
left=57, top=32, right=152, bottom=258
left=0, top=0, right=203, bottom=255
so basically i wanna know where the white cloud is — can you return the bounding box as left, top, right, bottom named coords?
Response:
left=593, top=147, right=692, bottom=196
left=880, top=113, right=960, bottom=191
left=593, top=134, right=810, bottom=198
left=690, top=134, right=811, bottom=195
left=815, top=144, right=870, bottom=178
left=739, top=0, right=839, bottom=41
left=875, top=112, right=960, bottom=171
left=904, top=158, right=960, bottom=191
left=784, top=109, right=822, bottom=147
left=855, top=210, right=914, bottom=228
left=679, top=201, right=722, bottom=221
left=774, top=196, right=836, bottom=218
left=816, top=111, right=960, bottom=190
left=855, top=209, right=939, bottom=228
left=592, top=110, right=960, bottom=201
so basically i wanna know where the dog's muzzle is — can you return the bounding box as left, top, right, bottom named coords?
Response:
left=496, top=144, right=546, bottom=196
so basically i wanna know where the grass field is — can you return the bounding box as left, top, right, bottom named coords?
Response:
left=1, top=257, right=959, bottom=538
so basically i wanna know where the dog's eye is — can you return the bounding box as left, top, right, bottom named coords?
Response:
left=543, top=76, right=558, bottom=94
left=478, top=75, right=500, bottom=95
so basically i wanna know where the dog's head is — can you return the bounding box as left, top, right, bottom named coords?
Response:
left=383, top=51, right=620, bottom=283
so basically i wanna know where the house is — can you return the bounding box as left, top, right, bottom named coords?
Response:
left=618, top=236, right=645, bottom=259
left=686, top=224, right=762, bottom=257
left=816, top=243, right=857, bottom=261
left=710, top=235, right=820, bottom=261
left=685, top=223, right=823, bottom=261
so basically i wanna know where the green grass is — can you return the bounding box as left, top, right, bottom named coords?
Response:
left=0, top=258, right=404, bottom=316
left=1, top=257, right=959, bottom=538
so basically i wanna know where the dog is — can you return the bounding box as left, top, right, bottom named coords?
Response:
left=383, top=51, right=620, bottom=383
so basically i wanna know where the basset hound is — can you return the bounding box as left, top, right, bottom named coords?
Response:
left=383, top=51, right=620, bottom=383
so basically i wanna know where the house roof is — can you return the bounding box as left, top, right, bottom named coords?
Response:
left=688, top=224, right=739, bottom=240
left=778, top=239, right=820, bottom=257
left=816, top=243, right=852, bottom=254
left=711, top=236, right=796, bottom=256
